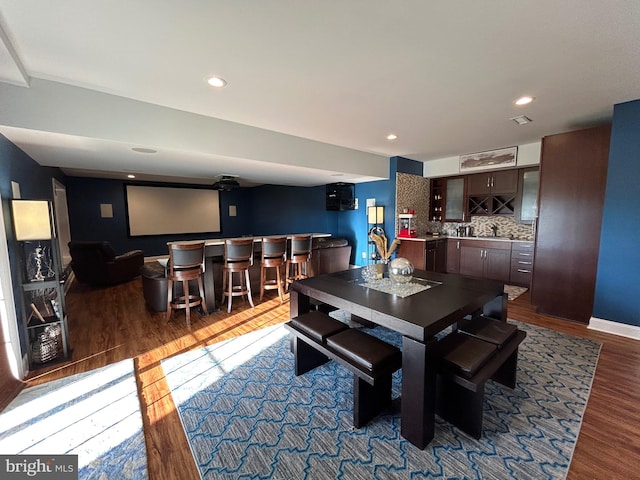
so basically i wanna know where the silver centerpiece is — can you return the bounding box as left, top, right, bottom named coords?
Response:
left=388, top=257, right=414, bottom=284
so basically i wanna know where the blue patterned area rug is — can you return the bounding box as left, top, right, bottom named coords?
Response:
left=162, top=320, right=600, bottom=480
left=0, top=359, right=148, bottom=479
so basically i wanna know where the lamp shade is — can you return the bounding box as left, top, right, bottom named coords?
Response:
left=11, top=200, right=52, bottom=241
left=367, top=205, right=384, bottom=224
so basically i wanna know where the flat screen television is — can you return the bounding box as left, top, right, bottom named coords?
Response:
left=326, top=183, right=355, bottom=211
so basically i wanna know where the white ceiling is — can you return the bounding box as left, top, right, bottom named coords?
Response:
left=1, top=1, right=639, bottom=186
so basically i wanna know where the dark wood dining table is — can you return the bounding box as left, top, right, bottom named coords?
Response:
left=289, top=266, right=506, bottom=449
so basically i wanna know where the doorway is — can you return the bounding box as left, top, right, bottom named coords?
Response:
left=0, top=190, right=27, bottom=389
left=52, top=179, right=72, bottom=268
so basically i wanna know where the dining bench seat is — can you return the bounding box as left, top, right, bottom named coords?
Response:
left=435, top=323, right=526, bottom=439
left=285, top=311, right=401, bottom=428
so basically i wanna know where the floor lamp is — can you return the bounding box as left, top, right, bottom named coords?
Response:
left=367, top=205, right=385, bottom=263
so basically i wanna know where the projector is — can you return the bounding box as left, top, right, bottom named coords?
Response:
left=212, top=175, right=240, bottom=191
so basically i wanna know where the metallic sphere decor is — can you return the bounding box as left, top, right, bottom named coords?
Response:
left=388, top=257, right=414, bottom=284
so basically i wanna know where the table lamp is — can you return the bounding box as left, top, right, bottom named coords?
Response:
left=11, top=200, right=53, bottom=281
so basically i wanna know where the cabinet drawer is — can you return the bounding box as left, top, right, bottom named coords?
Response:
left=511, top=257, right=533, bottom=268
left=511, top=241, right=534, bottom=252
left=510, top=265, right=532, bottom=286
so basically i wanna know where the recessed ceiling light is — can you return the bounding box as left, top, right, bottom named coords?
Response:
left=511, top=115, right=532, bottom=125
left=127, top=174, right=136, bottom=179
left=514, top=96, right=535, bottom=106
left=131, top=147, right=157, bottom=154
left=386, top=134, right=398, bottom=141
left=207, top=76, right=227, bottom=88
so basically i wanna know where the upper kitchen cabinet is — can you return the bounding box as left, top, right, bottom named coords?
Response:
left=467, top=169, right=518, bottom=216
left=430, top=176, right=466, bottom=222
left=514, top=167, right=539, bottom=224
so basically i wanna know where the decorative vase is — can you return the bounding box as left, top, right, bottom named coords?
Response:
left=388, top=257, right=414, bottom=284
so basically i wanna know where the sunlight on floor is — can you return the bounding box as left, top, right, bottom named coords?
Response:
left=0, top=359, right=146, bottom=473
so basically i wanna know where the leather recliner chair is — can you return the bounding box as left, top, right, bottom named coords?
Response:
left=68, top=241, right=144, bottom=286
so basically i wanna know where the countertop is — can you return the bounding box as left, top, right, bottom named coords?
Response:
left=399, top=235, right=533, bottom=243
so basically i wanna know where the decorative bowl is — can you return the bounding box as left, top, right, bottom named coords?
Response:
left=388, top=257, right=414, bottom=284
left=361, top=264, right=379, bottom=282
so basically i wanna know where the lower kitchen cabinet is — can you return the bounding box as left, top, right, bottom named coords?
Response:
left=426, top=239, right=447, bottom=273
left=446, top=238, right=461, bottom=274
left=459, top=239, right=511, bottom=282
left=397, top=238, right=446, bottom=273
left=510, top=241, right=535, bottom=286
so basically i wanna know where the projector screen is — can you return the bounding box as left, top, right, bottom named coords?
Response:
left=125, top=185, right=221, bottom=236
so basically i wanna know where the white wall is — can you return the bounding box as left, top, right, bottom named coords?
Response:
left=422, top=141, right=541, bottom=178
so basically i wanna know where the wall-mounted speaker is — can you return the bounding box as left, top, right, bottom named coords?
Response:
left=326, top=183, right=355, bottom=211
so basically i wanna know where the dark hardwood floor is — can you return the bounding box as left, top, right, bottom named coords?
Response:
left=6, top=276, right=640, bottom=479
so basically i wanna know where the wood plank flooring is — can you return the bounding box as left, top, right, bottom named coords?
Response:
left=7, top=277, right=640, bottom=479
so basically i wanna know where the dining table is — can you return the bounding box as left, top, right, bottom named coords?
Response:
left=289, top=265, right=507, bottom=449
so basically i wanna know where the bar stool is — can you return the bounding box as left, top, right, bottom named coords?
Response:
left=259, top=236, right=287, bottom=303
left=286, top=234, right=313, bottom=291
left=221, top=238, right=255, bottom=313
left=166, top=242, right=208, bottom=328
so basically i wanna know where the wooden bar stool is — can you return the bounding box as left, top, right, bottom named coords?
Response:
left=259, top=236, right=287, bottom=303
left=221, top=238, right=255, bottom=313
left=166, top=242, right=208, bottom=328
left=286, top=234, right=313, bottom=291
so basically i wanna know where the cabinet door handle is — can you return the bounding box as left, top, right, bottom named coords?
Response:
left=518, top=261, right=532, bottom=265
left=457, top=241, right=460, bottom=249
left=517, top=268, right=531, bottom=273
left=518, top=252, right=532, bottom=256
left=486, top=177, right=491, bottom=188
left=491, top=177, right=495, bottom=188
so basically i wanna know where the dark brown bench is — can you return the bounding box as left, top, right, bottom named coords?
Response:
left=435, top=316, right=526, bottom=439
left=284, top=311, right=402, bottom=428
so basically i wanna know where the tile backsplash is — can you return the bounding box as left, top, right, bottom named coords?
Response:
left=442, top=216, right=534, bottom=240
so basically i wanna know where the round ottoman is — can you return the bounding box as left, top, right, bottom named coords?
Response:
left=141, top=261, right=168, bottom=312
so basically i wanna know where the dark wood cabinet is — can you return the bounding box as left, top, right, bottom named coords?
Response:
left=446, top=238, right=461, bottom=274
left=514, top=167, right=539, bottom=224
left=426, top=239, right=447, bottom=273
left=467, top=169, right=518, bottom=216
left=510, top=241, right=534, bottom=286
left=430, top=177, right=466, bottom=222
left=459, top=239, right=511, bottom=282
left=466, top=170, right=518, bottom=195
left=397, top=240, right=426, bottom=270
left=397, top=239, right=446, bottom=273
left=531, top=125, right=611, bottom=323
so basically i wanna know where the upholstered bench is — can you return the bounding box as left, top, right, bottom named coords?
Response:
left=435, top=325, right=526, bottom=439
left=458, top=315, right=518, bottom=347
left=285, top=311, right=402, bottom=428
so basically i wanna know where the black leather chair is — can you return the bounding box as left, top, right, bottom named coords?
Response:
left=68, top=241, right=144, bottom=286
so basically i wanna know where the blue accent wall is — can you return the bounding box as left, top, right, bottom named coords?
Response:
left=65, top=177, right=253, bottom=256
left=0, top=133, right=67, bottom=354
left=249, top=184, right=338, bottom=237
left=593, top=99, right=640, bottom=327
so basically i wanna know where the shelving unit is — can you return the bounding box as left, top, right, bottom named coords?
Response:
left=12, top=200, right=70, bottom=368
left=429, top=179, right=443, bottom=221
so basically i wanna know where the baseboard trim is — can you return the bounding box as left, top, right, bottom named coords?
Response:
left=588, top=317, right=640, bottom=340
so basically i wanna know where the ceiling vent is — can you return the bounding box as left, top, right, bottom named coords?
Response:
left=511, top=115, right=532, bottom=125
left=212, top=174, right=240, bottom=191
